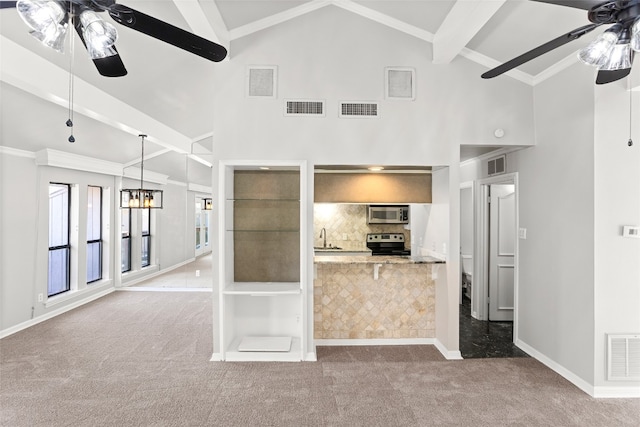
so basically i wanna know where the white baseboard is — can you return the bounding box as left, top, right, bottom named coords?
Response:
left=210, top=352, right=222, bottom=362
left=592, top=386, right=640, bottom=398
left=434, top=339, right=463, bottom=360
left=120, top=258, right=196, bottom=287
left=0, top=287, right=114, bottom=339
left=118, top=287, right=212, bottom=293
left=517, top=339, right=595, bottom=397
left=314, top=338, right=463, bottom=360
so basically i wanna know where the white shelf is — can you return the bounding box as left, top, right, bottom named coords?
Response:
left=225, top=336, right=302, bottom=362
left=222, top=282, right=301, bottom=295
left=238, top=336, right=292, bottom=352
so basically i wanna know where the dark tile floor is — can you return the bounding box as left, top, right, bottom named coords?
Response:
left=459, top=296, right=530, bottom=359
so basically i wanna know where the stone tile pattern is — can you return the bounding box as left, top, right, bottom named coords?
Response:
left=314, top=204, right=410, bottom=251
left=314, top=262, right=434, bottom=339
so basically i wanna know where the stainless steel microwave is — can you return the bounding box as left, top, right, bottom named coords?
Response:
left=367, top=205, right=409, bottom=224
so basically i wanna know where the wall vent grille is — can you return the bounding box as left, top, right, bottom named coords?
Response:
left=488, top=155, right=506, bottom=176
left=339, top=102, right=379, bottom=118
left=284, top=100, right=325, bottom=117
left=607, top=334, right=640, bottom=381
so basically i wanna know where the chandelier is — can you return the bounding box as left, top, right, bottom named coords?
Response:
left=120, top=134, right=163, bottom=209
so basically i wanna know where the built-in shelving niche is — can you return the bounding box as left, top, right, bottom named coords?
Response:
left=218, top=162, right=307, bottom=361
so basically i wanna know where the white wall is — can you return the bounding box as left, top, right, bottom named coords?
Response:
left=460, top=186, right=473, bottom=274
left=211, top=7, right=533, bottom=357
left=212, top=6, right=534, bottom=164
left=593, top=80, right=640, bottom=392
left=1, top=150, right=201, bottom=334
left=1, top=153, right=117, bottom=332
left=513, top=62, right=596, bottom=388
left=1, top=152, right=39, bottom=331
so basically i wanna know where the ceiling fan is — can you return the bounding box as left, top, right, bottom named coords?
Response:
left=482, top=0, right=640, bottom=84
left=0, top=0, right=227, bottom=77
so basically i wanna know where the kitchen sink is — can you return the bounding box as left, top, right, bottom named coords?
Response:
left=314, top=246, right=342, bottom=250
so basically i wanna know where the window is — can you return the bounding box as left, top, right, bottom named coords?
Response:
left=141, top=208, right=150, bottom=267
left=121, top=208, right=131, bottom=273
left=196, top=202, right=202, bottom=250
left=48, top=183, right=70, bottom=296
left=86, top=186, right=102, bottom=283
left=204, top=210, right=210, bottom=247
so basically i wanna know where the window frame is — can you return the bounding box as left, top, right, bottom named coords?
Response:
left=86, top=185, right=103, bottom=284
left=48, top=183, right=71, bottom=297
left=121, top=208, right=132, bottom=273
left=141, top=208, right=151, bottom=268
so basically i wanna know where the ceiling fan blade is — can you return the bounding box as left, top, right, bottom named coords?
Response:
left=73, top=17, right=127, bottom=77
left=528, top=0, right=607, bottom=10
left=595, top=68, right=632, bottom=84
left=0, top=1, right=16, bottom=9
left=482, top=23, right=600, bottom=79
left=108, top=4, right=227, bottom=62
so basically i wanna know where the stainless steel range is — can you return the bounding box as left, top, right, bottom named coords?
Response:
left=366, top=233, right=411, bottom=256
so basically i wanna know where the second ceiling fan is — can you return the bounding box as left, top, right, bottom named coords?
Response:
left=482, top=0, right=640, bottom=84
left=1, top=0, right=227, bottom=77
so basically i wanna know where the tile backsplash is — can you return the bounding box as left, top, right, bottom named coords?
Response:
left=314, top=204, right=410, bottom=251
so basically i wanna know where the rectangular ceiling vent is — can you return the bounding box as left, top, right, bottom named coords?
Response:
left=488, top=154, right=506, bottom=176
left=339, top=102, right=379, bottom=118
left=608, top=334, right=640, bottom=381
left=284, top=100, right=325, bottom=117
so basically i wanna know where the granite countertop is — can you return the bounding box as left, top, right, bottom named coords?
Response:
left=314, top=255, right=446, bottom=264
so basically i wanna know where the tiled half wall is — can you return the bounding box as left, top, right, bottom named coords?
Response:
left=314, top=263, right=435, bottom=339
left=313, top=204, right=410, bottom=251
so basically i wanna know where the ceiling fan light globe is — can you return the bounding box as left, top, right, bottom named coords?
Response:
left=631, top=18, right=640, bottom=52
left=80, top=10, right=118, bottom=59
left=598, top=43, right=633, bottom=71
left=17, top=0, right=64, bottom=32
left=28, top=21, right=66, bottom=52
left=578, top=30, right=619, bottom=66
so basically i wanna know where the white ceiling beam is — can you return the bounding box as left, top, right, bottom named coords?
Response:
left=333, top=0, right=434, bottom=42
left=432, top=0, right=507, bottom=64
left=173, top=0, right=229, bottom=49
left=228, top=0, right=332, bottom=40
left=0, top=36, right=193, bottom=154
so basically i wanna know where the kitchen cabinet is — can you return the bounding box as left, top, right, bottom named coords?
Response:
left=217, top=161, right=308, bottom=361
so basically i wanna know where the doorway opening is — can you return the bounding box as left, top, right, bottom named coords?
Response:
left=459, top=174, right=528, bottom=358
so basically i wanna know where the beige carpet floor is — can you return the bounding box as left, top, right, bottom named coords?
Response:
left=1, top=291, right=638, bottom=426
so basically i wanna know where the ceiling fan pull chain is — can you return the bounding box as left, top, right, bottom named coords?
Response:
left=629, top=77, right=634, bottom=147
left=67, top=6, right=75, bottom=143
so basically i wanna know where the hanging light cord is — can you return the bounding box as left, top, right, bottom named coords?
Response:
left=140, top=134, right=146, bottom=188
left=66, top=6, right=75, bottom=143
left=629, top=77, right=634, bottom=147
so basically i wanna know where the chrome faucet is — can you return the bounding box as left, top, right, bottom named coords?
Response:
left=319, top=227, right=327, bottom=248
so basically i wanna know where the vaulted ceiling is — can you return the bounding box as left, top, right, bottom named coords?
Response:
left=0, top=1, right=623, bottom=179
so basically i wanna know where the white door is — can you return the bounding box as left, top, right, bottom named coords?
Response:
left=488, top=184, right=515, bottom=321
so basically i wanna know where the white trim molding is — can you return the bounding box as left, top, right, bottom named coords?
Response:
left=315, top=338, right=463, bottom=360
left=0, top=146, right=36, bottom=158
left=36, top=149, right=123, bottom=176
left=0, top=287, right=114, bottom=339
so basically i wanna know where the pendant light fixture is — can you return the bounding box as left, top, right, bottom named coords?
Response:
left=120, top=134, right=163, bottom=209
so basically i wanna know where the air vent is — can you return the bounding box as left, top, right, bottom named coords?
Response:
left=246, top=66, right=277, bottom=98
left=488, top=155, right=506, bottom=176
left=284, top=100, right=325, bottom=117
left=339, top=102, right=379, bottom=118
left=608, top=334, right=640, bottom=381
left=385, top=67, right=415, bottom=100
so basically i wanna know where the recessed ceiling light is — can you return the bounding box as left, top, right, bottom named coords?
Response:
left=368, top=166, right=384, bottom=171
left=259, top=167, right=270, bottom=170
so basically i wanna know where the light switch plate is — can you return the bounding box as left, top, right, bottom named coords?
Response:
left=519, top=228, right=527, bottom=239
